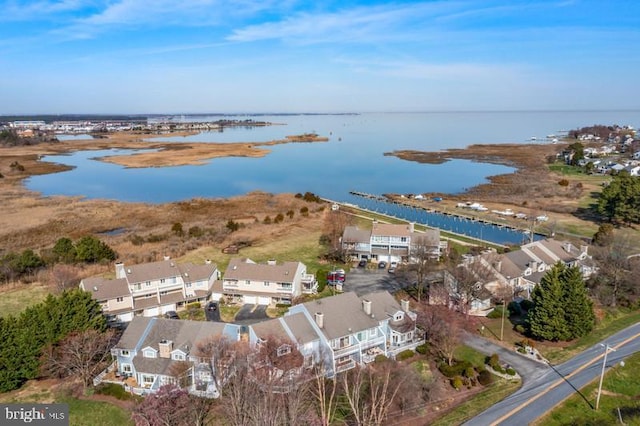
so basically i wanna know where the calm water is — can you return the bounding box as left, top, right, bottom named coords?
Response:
left=27, top=111, right=639, bottom=205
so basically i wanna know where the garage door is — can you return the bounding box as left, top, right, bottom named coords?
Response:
left=243, top=295, right=257, bottom=305
left=258, top=296, right=271, bottom=305
left=161, top=304, right=176, bottom=314
left=144, top=307, right=160, bottom=317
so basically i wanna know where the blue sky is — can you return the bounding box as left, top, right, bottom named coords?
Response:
left=2, top=0, right=639, bottom=114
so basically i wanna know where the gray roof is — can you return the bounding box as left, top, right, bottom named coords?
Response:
left=361, top=291, right=403, bottom=321
left=282, top=312, right=320, bottom=345
left=115, top=316, right=154, bottom=349
left=251, top=318, right=290, bottom=342
left=124, top=259, right=183, bottom=284
left=178, top=262, right=217, bottom=283
left=224, top=258, right=300, bottom=283
left=301, top=292, right=379, bottom=340
left=81, top=277, right=130, bottom=301
left=342, top=226, right=371, bottom=244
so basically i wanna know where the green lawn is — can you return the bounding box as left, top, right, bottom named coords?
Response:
left=62, top=397, right=134, bottom=426
left=454, top=345, right=488, bottom=368
left=536, top=351, right=640, bottom=425
left=0, top=284, right=50, bottom=317
left=431, top=378, right=521, bottom=426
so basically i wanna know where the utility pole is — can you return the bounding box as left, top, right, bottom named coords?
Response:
left=596, top=344, right=615, bottom=410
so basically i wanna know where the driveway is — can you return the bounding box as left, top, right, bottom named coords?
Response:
left=204, top=301, right=221, bottom=322
left=234, top=304, right=269, bottom=325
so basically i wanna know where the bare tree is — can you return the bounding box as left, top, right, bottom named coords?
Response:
left=323, top=210, right=353, bottom=261
left=47, top=264, right=80, bottom=292
left=42, top=328, right=118, bottom=391
left=341, top=361, right=406, bottom=426
left=408, top=233, right=440, bottom=303
left=309, top=358, right=340, bottom=426
left=417, top=305, right=461, bottom=366
left=589, top=236, right=639, bottom=307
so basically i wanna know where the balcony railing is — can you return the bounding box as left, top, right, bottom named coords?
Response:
left=335, top=359, right=356, bottom=374
left=333, top=344, right=360, bottom=357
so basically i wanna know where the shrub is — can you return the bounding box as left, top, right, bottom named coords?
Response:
left=300, top=206, right=309, bottom=217
left=451, top=376, right=464, bottom=390
left=274, top=213, right=284, bottom=223
left=487, top=353, right=500, bottom=368
left=464, top=366, right=476, bottom=379
left=130, top=234, right=145, bottom=246
left=508, top=301, right=522, bottom=316
left=415, top=343, right=428, bottom=355
left=439, top=361, right=472, bottom=378
left=515, top=324, right=527, bottom=334
left=506, top=368, right=516, bottom=376
left=397, top=350, right=415, bottom=361
left=478, top=370, right=493, bottom=386
left=520, top=299, right=535, bottom=311
left=374, top=354, right=388, bottom=363
left=188, top=226, right=204, bottom=238
left=263, top=216, right=272, bottom=224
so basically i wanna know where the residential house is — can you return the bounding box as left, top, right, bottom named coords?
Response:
left=218, top=258, right=317, bottom=306
left=342, top=221, right=445, bottom=264
left=477, top=238, right=595, bottom=299
left=107, top=317, right=240, bottom=397
left=282, top=291, right=424, bottom=377
left=80, top=258, right=219, bottom=323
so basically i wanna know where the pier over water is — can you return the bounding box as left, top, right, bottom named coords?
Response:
left=344, top=192, right=544, bottom=246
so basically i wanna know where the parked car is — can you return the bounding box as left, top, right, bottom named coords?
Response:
left=378, top=261, right=387, bottom=269
left=358, top=259, right=368, bottom=268
left=164, top=311, right=180, bottom=320
left=207, top=301, right=218, bottom=312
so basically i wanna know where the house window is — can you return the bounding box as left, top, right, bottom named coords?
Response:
left=401, top=237, right=407, bottom=242
left=144, top=350, right=156, bottom=358
left=160, top=290, right=168, bottom=295
left=172, top=353, right=185, bottom=361
left=277, top=344, right=291, bottom=357
left=264, top=281, right=270, bottom=287
left=394, top=313, right=403, bottom=321
left=245, top=280, right=251, bottom=285
left=143, top=376, right=154, bottom=384
left=339, top=336, right=350, bottom=348
left=369, top=328, right=377, bottom=337
left=186, top=282, right=192, bottom=288
left=160, top=279, right=165, bottom=284
left=145, top=281, right=151, bottom=287
left=116, top=297, right=124, bottom=303
left=280, top=282, right=292, bottom=289
left=121, top=350, right=130, bottom=357
left=122, top=364, right=132, bottom=373
left=133, top=283, right=142, bottom=291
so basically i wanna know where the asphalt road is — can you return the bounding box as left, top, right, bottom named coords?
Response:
left=464, top=322, right=640, bottom=425
left=343, top=266, right=413, bottom=296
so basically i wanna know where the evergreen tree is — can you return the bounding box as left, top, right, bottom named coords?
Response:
left=561, top=265, right=595, bottom=338
left=75, top=236, right=117, bottom=263
left=52, top=237, right=77, bottom=263
left=597, top=172, right=640, bottom=225
left=0, top=290, right=107, bottom=392
left=528, top=263, right=595, bottom=341
left=528, top=264, right=569, bottom=341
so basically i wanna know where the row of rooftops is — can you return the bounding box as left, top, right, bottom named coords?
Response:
left=116, top=290, right=413, bottom=359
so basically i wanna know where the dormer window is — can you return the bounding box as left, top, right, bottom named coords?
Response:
left=394, top=312, right=404, bottom=321
left=172, top=353, right=186, bottom=361
left=277, top=344, right=292, bottom=357
left=144, top=349, right=157, bottom=358
left=121, top=349, right=130, bottom=357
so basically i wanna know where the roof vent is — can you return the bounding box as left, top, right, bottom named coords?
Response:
left=93, top=286, right=98, bottom=292
left=127, top=269, right=132, bottom=274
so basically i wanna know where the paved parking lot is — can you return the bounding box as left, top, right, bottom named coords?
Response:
left=341, top=267, right=413, bottom=296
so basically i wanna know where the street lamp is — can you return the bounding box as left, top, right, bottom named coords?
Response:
left=595, top=344, right=616, bottom=410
